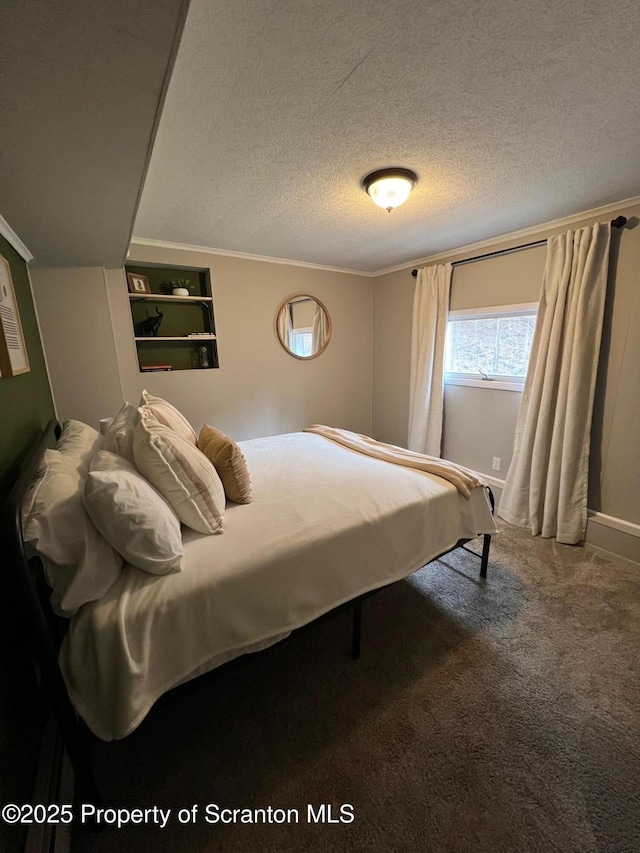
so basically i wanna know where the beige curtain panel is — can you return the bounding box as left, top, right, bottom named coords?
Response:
left=499, top=222, right=611, bottom=544
left=277, top=302, right=292, bottom=350
left=407, top=263, right=452, bottom=457
left=312, top=301, right=328, bottom=351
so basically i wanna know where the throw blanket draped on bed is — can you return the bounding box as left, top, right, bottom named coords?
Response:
left=303, top=425, right=484, bottom=499
left=61, top=432, right=496, bottom=740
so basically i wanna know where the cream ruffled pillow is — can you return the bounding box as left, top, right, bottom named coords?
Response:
left=139, top=390, right=196, bottom=444
left=102, top=402, right=140, bottom=465
left=133, top=410, right=225, bottom=534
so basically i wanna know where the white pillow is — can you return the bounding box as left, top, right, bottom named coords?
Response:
left=139, top=390, right=197, bottom=444
left=133, top=410, right=225, bottom=534
left=83, top=451, right=183, bottom=576
left=56, top=419, right=103, bottom=473
left=21, top=449, right=123, bottom=617
left=102, top=402, right=139, bottom=465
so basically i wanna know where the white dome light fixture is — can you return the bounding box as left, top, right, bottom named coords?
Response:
left=362, top=168, right=418, bottom=212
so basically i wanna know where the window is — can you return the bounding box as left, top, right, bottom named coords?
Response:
left=445, top=303, right=537, bottom=391
left=290, top=327, right=313, bottom=357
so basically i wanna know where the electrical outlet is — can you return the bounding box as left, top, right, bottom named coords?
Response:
left=492, top=456, right=501, bottom=471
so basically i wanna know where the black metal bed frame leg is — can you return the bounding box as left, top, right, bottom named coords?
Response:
left=480, top=533, right=491, bottom=579
left=480, top=485, right=495, bottom=579
left=36, top=647, right=103, bottom=808
left=351, top=598, right=362, bottom=660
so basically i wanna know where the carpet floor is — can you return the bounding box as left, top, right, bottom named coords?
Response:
left=72, top=522, right=640, bottom=852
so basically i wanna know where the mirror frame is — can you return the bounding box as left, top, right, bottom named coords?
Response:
left=276, top=294, right=332, bottom=361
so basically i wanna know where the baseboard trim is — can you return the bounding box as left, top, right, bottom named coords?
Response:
left=477, top=479, right=638, bottom=541
left=585, top=512, right=640, bottom=566
left=584, top=542, right=640, bottom=568
left=587, top=510, right=640, bottom=539
left=477, top=480, right=638, bottom=563
left=482, top=474, right=505, bottom=491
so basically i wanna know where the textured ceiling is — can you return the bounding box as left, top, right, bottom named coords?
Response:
left=134, top=0, right=640, bottom=273
left=0, top=0, right=185, bottom=267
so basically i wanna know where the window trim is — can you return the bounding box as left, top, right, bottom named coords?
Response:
left=445, top=375, right=526, bottom=392
left=448, top=302, right=538, bottom=319
left=445, top=302, right=537, bottom=392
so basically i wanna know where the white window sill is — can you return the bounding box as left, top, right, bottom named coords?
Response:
left=445, top=376, right=524, bottom=392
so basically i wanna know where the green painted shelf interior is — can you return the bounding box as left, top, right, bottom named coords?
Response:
left=126, top=264, right=219, bottom=372
left=136, top=339, right=218, bottom=371
left=126, top=265, right=209, bottom=297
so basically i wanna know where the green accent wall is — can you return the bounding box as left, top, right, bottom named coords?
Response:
left=0, top=232, right=55, bottom=853
left=0, top=235, right=55, bottom=500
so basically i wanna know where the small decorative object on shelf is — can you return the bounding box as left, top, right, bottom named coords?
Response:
left=135, top=307, right=164, bottom=337
left=127, top=272, right=151, bottom=294
left=198, top=345, right=210, bottom=368
left=161, top=278, right=193, bottom=296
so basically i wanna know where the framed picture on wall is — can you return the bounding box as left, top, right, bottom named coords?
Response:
left=127, top=272, right=151, bottom=294
left=0, top=253, right=30, bottom=378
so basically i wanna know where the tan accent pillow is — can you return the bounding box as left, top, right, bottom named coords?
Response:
left=133, top=410, right=225, bottom=534
left=139, top=390, right=197, bottom=444
left=198, top=425, right=252, bottom=504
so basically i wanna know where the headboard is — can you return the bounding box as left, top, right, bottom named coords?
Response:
left=0, top=419, right=101, bottom=803
left=2, top=420, right=64, bottom=643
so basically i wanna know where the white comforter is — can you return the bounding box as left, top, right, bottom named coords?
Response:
left=61, top=432, right=497, bottom=740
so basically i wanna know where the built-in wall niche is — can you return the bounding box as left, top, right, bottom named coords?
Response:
left=125, top=263, right=219, bottom=373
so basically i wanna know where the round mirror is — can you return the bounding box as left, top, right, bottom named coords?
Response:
left=276, top=294, right=332, bottom=360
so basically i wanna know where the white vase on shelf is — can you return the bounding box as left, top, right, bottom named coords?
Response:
left=172, top=287, right=190, bottom=296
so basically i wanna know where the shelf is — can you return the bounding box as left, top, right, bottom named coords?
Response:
left=126, top=262, right=219, bottom=371
left=135, top=335, right=217, bottom=342
left=129, top=294, right=213, bottom=302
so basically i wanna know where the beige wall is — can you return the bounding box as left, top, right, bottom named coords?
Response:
left=29, top=267, right=122, bottom=429
left=371, top=265, right=413, bottom=446
left=372, top=202, right=640, bottom=558
left=442, top=385, right=521, bottom=478
left=33, top=249, right=372, bottom=442
left=450, top=244, right=546, bottom=310
left=118, top=245, right=372, bottom=439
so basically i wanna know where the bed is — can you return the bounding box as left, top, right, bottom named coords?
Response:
left=2, top=416, right=496, bottom=800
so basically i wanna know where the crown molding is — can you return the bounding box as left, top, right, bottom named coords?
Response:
left=373, top=194, right=640, bottom=277
left=129, top=237, right=373, bottom=277
left=0, top=215, right=33, bottom=263
left=131, top=195, right=640, bottom=279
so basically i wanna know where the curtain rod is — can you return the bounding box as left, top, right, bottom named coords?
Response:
left=411, top=215, right=628, bottom=277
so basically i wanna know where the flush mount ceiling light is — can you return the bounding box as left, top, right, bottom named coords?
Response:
left=362, top=168, right=418, bottom=212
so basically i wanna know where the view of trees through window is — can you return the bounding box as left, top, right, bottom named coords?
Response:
left=291, top=330, right=313, bottom=357
left=445, top=314, right=536, bottom=377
